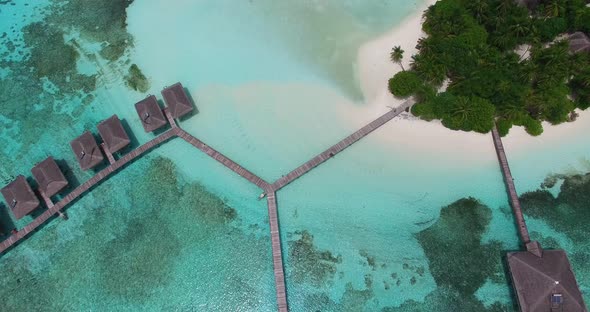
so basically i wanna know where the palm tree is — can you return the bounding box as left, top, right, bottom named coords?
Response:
left=499, top=103, right=526, bottom=120
left=492, top=32, right=513, bottom=50
left=416, top=37, right=433, bottom=54
left=496, top=0, right=513, bottom=16
left=390, top=46, right=405, bottom=71
left=450, top=96, right=474, bottom=122
left=468, top=0, right=489, bottom=24
left=411, top=54, right=447, bottom=86
left=576, top=72, right=590, bottom=88
left=518, top=23, right=540, bottom=62
left=510, top=22, right=529, bottom=41
left=545, top=0, right=565, bottom=18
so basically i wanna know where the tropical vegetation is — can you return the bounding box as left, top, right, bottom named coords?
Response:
left=388, top=0, right=590, bottom=136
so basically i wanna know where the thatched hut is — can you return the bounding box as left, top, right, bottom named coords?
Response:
left=70, top=131, right=104, bottom=170
left=135, top=95, right=167, bottom=132
left=162, top=82, right=193, bottom=119
left=97, top=115, right=131, bottom=154
left=1, top=176, right=40, bottom=220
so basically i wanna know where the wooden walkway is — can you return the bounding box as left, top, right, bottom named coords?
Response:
left=0, top=129, right=178, bottom=253
left=164, top=108, right=178, bottom=129
left=491, top=126, right=531, bottom=245
left=1, top=99, right=416, bottom=312
left=267, top=192, right=288, bottom=312
left=101, top=143, right=116, bottom=164
left=270, top=100, right=414, bottom=191
left=177, top=129, right=271, bottom=191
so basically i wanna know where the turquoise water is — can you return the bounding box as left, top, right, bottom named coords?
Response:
left=1, top=0, right=589, bottom=311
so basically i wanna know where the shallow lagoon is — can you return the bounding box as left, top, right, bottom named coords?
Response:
left=0, top=0, right=588, bottom=310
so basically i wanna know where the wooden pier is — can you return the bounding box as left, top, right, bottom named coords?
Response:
left=267, top=192, right=288, bottom=312
left=177, top=129, right=271, bottom=191
left=164, top=108, right=178, bottom=129
left=1, top=93, right=417, bottom=312
left=492, top=127, right=586, bottom=311
left=491, top=125, right=531, bottom=245
left=271, top=100, right=414, bottom=191
left=38, top=191, right=54, bottom=209
left=101, top=143, right=116, bottom=165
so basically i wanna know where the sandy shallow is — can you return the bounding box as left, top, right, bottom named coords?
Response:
left=353, top=0, right=590, bottom=164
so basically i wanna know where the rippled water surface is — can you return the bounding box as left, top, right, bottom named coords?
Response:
left=0, top=0, right=588, bottom=311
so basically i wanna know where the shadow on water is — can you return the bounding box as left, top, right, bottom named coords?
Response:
left=119, top=118, right=139, bottom=151
left=0, top=203, right=16, bottom=236
left=182, top=86, right=199, bottom=117
left=56, top=158, right=80, bottom=191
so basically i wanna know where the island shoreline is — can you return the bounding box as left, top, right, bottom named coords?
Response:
left=354, top=0, right=590, bottom=160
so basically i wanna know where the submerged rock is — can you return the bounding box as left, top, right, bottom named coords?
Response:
left=382, top=287, right=514, bottom=312
left=521, top=173, right=590, bottom=243
left=380, top=197, right=515, bottom=311
left=0, top=156, right=270, bottom=309
left=125, top=64, right=150, bottom=93
left=288, top=230, right=341, bottom=286
left=416, top=197, right=504, bottom=296
left=98, top=215, right=182, bottom=300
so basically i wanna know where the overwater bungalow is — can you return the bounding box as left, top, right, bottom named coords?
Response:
left=31, top=156, right=68, bottom=198
left=162, top=82, right=193, bottom=119
left=569, top=32, right=590, bottom=54
left=1, top=175, right=40, bottom=220
left=97, top=115, right=131, bottom=154
left=507, top=247, right=587, bottom=312
left=70, top=131, right=104, bottom=170
left=135, top=95, right=167, bottom=132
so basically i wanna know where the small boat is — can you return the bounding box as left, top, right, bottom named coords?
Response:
left=258, top=192, right=267, bottom=200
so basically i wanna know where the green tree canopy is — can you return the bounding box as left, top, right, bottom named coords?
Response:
left=433, top=93, right=496, bottom=133
left=576, top=7, right=590, bottom=33
left=389, top=71, right=423, bottom=98
left=388, top=0, right=590, bottom=136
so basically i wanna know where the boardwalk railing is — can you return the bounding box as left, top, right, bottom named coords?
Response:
left=2, top=98, right=416, bottom=312
left=177, top=130, right=271, bottom=191
left=271, top=100, right=414, bottom=191
left=491, top=125, right=531, bottom=245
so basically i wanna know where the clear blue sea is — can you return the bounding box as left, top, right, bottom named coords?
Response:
left=0, top=1, right=588, bottom=311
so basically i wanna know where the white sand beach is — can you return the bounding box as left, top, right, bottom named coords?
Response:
left=353, top=0, right=590, bottom=162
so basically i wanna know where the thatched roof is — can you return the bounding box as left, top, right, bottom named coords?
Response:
left=1, top=175, right=40, bottom=220
left=569, top=32, right=590, bottom=54
left=70, top=131, right=104, bottom=170
left=135, top=95, right=167, bottom=132
left=31, top=156, right=68, bottom=197
left=162, top=82, right=193, bottom=119
left=507, top=249, right=587, bottom=312
left=97, top=115, right=131, bottom=154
